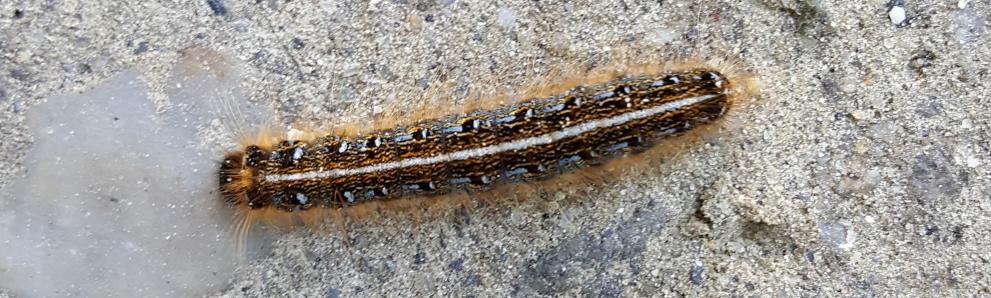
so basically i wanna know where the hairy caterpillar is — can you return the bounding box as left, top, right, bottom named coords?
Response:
left=219, top=59, right=757, bottom=234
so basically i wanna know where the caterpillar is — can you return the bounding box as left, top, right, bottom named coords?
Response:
left=219, top=60, right=757, bottom=232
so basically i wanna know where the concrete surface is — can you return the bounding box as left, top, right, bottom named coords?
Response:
left=1, top=0, right=989, bottom=297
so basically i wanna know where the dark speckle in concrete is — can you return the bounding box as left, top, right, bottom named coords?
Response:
left=448, top=258, right=464, bottom=272
left=909, top=147, right=964, bottom=204
left=9, top=69, right=29, bottom=81
left=581, top=277, right=623, bottom=298
left=464, top=274, right=482, bottom=287
left=413, top=248, right=427, bottom=265
left=819, top=76, right=843, bottom=100
left=133, top=41, right=150, bottom=55
left=326, top=287, right=342, bottom=298
left=521, top=205, right=666, bottom=295
left=909, top=50, right=937, bottom=76
left=925, top=224, right=967, bottom=245
left=206, top=0, right=227, bottom=16
left=758, top=0, right=834, bottom=38
left=916, top=98, right=942, bottom=118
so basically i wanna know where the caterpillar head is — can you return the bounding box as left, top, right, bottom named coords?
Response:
left=218, top=145, right=266, bottom=209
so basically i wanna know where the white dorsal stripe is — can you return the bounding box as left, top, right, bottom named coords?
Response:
left=264, top=93, right=720, bottom=183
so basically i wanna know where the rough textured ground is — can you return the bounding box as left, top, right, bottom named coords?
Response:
left=1, top=0, right=989, bottom=297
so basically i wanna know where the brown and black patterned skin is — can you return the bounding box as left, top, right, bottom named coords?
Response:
left=219, top=69, right=733, bottom=211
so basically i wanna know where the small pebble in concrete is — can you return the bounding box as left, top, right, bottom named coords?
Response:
left=292, top=37, right=306, bottom=49
left=950, top=9, right=984, bottom=44
left=690, top=260, right=705, bottom=285
left=888, top=1, right=908, bottom=27
left=497, top=7, right=516, bottom=29
left=819, top=221, right=849, bottom=248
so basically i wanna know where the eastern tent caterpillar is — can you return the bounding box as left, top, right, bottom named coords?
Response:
left=219, top=59, right=757, bottom=233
